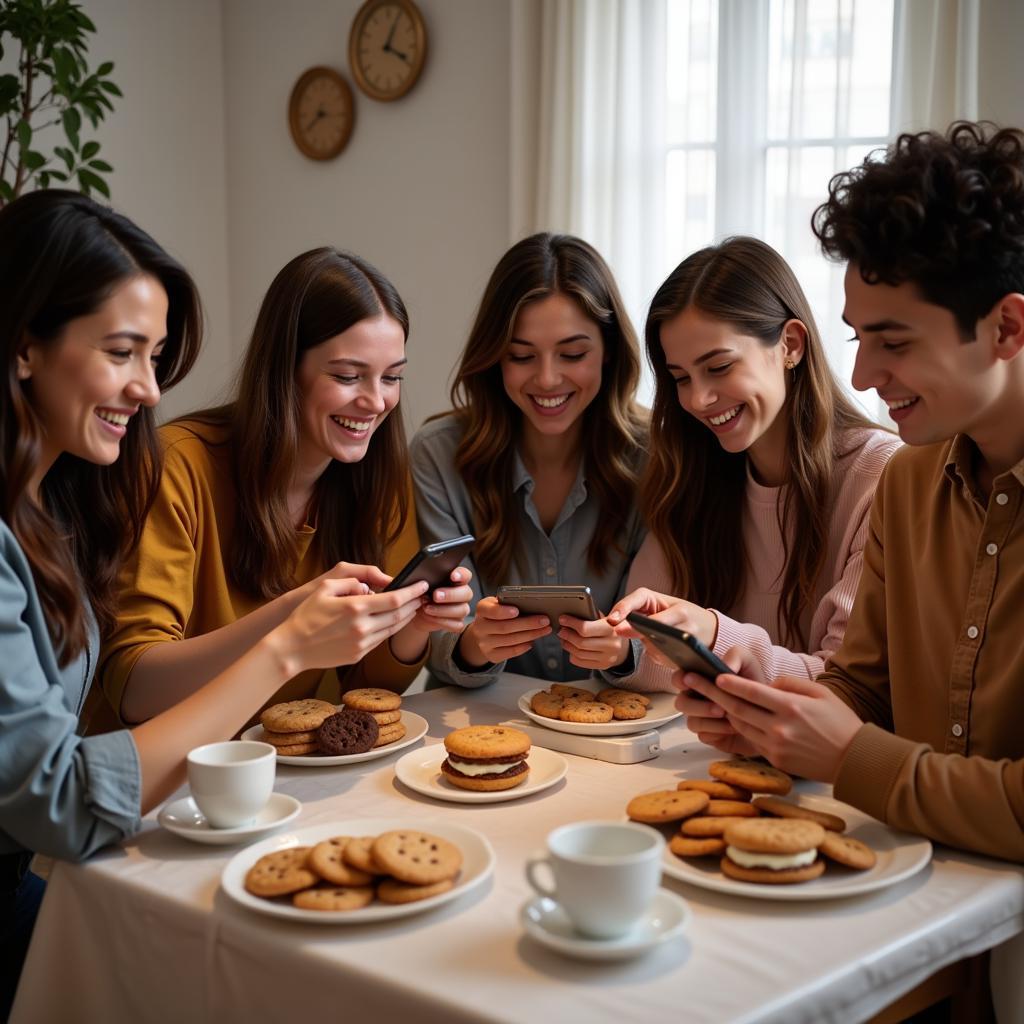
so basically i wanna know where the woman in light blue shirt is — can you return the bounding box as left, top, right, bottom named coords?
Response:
left=411, top=233, right=648, bottom=687
left=0, top=192, right=430, bottom=1016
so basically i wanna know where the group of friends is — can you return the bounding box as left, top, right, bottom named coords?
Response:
left=1, top=120, right=1022, bottom=1016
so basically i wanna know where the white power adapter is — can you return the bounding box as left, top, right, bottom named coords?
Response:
left=499, top=718, right=661, bottom=764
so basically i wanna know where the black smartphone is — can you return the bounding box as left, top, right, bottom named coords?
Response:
left=496, top=584, right=599, bottom=624
left=383, top=535, right=475, bottom=593
left=626, top=612, right=732, bottom=680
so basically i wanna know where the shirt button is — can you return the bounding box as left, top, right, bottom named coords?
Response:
left=546, top=657, right=559, bottom=669
left=986, top=542, right=998, bottom=556
left=967, top=625, right=979, bottom=639
left=996, top=493, right=1009, bottom=506
left=545, top=565, right=556, bottom=577
left=951, top=723, right=963, bottom=738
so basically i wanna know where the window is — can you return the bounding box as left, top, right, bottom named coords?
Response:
left=663, top=0, right=896, bottom=413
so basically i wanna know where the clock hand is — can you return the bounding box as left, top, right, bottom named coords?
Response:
left=384, top=10, right=401, bottom=49
left=389, top=48, right=409, bottom=63
left=305, top=108, right=326, bottom=131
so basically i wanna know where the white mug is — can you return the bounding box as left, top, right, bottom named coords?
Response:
left=186, top=740, right=276, bottom=828
left=525, top=820, right=665, bottom=939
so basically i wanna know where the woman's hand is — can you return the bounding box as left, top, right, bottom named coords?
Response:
left=289, top=561, right=393, bottom=612
left=558, top=615, right=631, bottom=670
left=456, top=596, right=551, bottom=668
left=389, top=568, right=475, bottom=662
left=607, top=588, right=718, bottom=666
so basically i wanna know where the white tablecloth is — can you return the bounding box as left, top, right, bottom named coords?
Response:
left=12, top=675, right=1024, bottom=1024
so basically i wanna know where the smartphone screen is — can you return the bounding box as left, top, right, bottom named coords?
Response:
left=626, top=612, right=731, bottom=680
left=383, top=535, right=474, bottom=593
left=496, top=585, right=599, bottom=624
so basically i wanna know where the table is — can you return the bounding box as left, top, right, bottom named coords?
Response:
left=12, top=675, right=1024, bottom=1024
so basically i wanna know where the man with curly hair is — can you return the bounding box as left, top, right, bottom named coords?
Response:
left=674, top=122, right=1024, bottom=866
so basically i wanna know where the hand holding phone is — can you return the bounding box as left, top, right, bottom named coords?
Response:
left=383, top=535, right=475, bottom=594
left=496, top=584, right=599, bottom=625
left=626, top=612, right=731, bottom=680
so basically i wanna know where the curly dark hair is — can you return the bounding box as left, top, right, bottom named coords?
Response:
left=812, top=121, right=1024, bottom=337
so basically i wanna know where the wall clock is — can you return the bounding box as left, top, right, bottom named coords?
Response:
left=288, top=66, right=355, bottom=160
left=349, top=0, right=428, bottom=102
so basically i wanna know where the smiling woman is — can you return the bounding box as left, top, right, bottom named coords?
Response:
left=97, top=247, right=474, bottom=728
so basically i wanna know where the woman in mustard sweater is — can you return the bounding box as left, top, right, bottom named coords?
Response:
left=99, top=248, right=472, bottom=724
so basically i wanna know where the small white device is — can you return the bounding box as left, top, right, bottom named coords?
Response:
left=499, top=718, right=661, bottom=764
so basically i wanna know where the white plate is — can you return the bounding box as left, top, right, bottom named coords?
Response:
left=394, top=743, right=568, bottom=803
left=518, top=684, right=681, bottom=736
left=221, top=818, right=495, bottom=923
left=661, top=794, right=933, bottom=901
left=520, top=887, right=691, bottom=961
left=158, top=792, right=301, bottom=845
left=241, top=710, right=428, bottom=766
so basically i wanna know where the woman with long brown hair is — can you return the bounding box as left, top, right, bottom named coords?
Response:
left=0, top=193, right=419, bottom=1016
left=99, top=248, right=472, bottom=725
left=411, top=233, right=647, bottom=686
left=607, top=236, right=899, bottom=687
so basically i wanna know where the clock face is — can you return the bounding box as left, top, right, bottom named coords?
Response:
left=350, top=0, right=427, bottom=102
left=289, top=68, right=354, bottom=160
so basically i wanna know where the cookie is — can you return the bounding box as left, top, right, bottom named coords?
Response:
left=670, top=835, right=726, bottom=858
left=260, top=699, right=336, bottom=734
left=597, top=688, right=651, bottom=707
left=818, top=833, right=877, bottom=870
left=444, top=725, right=531, bottom=759
left=676, top=779, right=752, bottom=801
left=680, top=816, right=749, bottom=837
left=549, top=684, right=595, bottom=701
left=292, top=885, right=375, bottom=911
left=262, top=728, right=319, bottom=747
left=308, top=837, right=376, bottom=886
left=721, top=818, right=826, bottom=885
left=342, top=836, right=382, bottom=874
left=372, top=830, right=463, bottom=885
left=377, top=877, right=456, bottom=904
left=709, top=758, right=793, bottom=796
left=752, top=796, right=847, bottom=833
left=317, top=709, right=379, bottom=755
left=721, top=856, right=826, bottom=885
left=244, top=847, right=317, bottom=897
left=559, top=701, right=614, bottom=723
left=370, top=709, right=402, bottom=726
left=442, top=725, right=531, bottom=791
left=273, top=741, right=320, bottom=757
left=341, top=687, right=402, bottom=713
left=530, top=691, right=564, bottom=719
left=610, top=698, right=648, bottom=720
left=723, top=818, right=825, bottom=853
left=627, top=789, right=709, bottom=824
left=704, top=799, right=761, bottom=817
left=373, top=721, right=407, bottom=747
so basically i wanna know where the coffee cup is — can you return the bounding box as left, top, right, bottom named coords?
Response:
left=525, top=820, right=664, bottom=939
left=186, top=740, right=276, bottom=828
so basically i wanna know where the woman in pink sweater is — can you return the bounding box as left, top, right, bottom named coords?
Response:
left=603, top=237, right=900, bottom=689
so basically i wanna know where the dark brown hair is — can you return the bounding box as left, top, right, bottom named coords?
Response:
left=0, top=190, right=202, bottom=663
left=440, top=233, right=646, bottom=586
left=813, top=121, right=1024, bottom=337
left=186, top=248, right=410, bottom=598
left=643, top=236, right=877, bottom=647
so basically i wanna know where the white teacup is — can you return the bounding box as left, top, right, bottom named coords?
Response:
left=525, top=820, right=665, bottom=939
left=186, top=740, right=276, bottom=829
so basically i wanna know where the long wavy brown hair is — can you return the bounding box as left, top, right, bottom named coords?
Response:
left=441, top=233, right=646, bottom=586
left=0, top=190, right=202, bottom=664
left=643, top=236, right=878, bottom=647
left=185, top=248, right=410, bottom=598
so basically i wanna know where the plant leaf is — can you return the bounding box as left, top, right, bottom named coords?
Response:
left=62, top=108, right=80, bottom=150
left=100, top=81, right=122, bottom=97
left=97, top=61, right=114, bottom=76
left=81, top=140, right=99, bottom=160
left=0, top=180, right=14, bottom=203
left=23, top=150, right=45, bottom=171
left=88, top=158, right=112, bottom=173
left=78, top=168, right=110, bottom=198
left=16, top=120, right=32, bottom=153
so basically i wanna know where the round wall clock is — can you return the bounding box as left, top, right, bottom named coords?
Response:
left=349, top=0, right=428, bottom=102
left=288, top=66, right=355, bottom=160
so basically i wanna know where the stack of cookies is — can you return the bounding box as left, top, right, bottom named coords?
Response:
left=530, top=684, right=650, bottom=724
left=259, top=698, right=337, bottom=756
left=626, top=757, right=876, bottom=884
left=244, top=829, right=464, bottom=910
left=339, top=687, right=406, bottom=748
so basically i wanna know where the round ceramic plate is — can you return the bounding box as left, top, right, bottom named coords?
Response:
left=660, top=794, right=933, bottom=901
left=241, top=710, right=428, bottom=766
left=221, top=818, right=494, bottom=923
left=518, top=685, right=681, bottom=736
left=394, top=743, right=568, bottom=804
left=158, top=792, right=302, bottom=845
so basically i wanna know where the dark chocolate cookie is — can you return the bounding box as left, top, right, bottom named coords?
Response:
left=317, top=709, right=380, bottom=755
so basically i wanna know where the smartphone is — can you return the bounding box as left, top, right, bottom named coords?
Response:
left=496, top=584, right=599, bottom=624
left=626, top=612, right=732, bottom=680
left=383, top=535, right=475, bottom=593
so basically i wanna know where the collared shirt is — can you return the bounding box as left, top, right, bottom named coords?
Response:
left=823, top=435, right=1024, bottom=862
left=0, top=520, right=140, bottom=860
left=410, top=415, right=647, bottom=687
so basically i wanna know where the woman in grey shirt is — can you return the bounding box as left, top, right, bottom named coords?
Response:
left=0, top=192, right=429, bottom=1016
left=411, top=233, right=647, bottom=688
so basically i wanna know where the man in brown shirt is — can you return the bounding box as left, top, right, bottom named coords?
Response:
left=674, top=122, right=1024, bottom=864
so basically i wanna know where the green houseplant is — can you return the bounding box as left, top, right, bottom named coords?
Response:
left=0, top=0, right=121, bottom=207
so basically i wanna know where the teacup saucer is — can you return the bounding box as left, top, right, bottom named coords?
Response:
left=520, top=887, right=691, bottom=961
left=158, top=792, right=301, bottom=845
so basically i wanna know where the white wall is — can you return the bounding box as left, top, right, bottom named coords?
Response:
left=978, top=0, right=1024, bottom=128
left=221, top=0, right=512, bottom=432
left=84, top=0, right=233, bottom=419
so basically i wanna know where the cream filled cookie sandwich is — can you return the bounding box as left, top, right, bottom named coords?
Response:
left=440, top=725, right=531, bottom=792
left=720, top=818, right=826, bottom=884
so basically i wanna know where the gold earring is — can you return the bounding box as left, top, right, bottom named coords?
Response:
left=784, top=358, right=796, bottom=371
